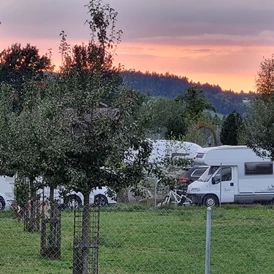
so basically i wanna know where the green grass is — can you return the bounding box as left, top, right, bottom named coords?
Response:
left=1, top=204, right=274, bottom=273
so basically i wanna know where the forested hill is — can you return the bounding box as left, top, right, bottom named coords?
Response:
left=121, top=70, right=256, bottom=115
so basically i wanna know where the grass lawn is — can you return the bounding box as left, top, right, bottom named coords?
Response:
left=1, top=204, right=274, bottom=273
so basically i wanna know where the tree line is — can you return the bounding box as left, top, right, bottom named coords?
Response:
left=121, top=70, right=256, bottom=115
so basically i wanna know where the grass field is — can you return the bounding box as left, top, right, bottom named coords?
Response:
left=1, top=204, right=274, bottom=273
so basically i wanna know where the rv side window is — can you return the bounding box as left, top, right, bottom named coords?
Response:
left=245, top=162, right=273, bottom=175
left=195, top=153, right=204, bottom=159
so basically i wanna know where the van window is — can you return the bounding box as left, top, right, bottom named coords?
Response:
left=245, top=162, right=273, bottom=175
left=198, top=166, right=219, bottom=182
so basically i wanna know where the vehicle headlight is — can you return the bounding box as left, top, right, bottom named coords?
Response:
left=190, top=188, right=200, bottom=192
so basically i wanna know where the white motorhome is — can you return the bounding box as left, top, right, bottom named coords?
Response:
left=0, top=176, right=15, bottom=210
left=186, top=145, right=274, bottom=206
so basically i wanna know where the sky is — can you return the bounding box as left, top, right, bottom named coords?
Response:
left=1, top=0, right=274, bottom=93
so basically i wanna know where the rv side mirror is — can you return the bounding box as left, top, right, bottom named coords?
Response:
left=212, top=174, right=221, bottom=184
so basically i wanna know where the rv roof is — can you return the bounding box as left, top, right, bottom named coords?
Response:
left=194, top=145, right=270, bottom=166
left=197, top=145, right=247, bottom=153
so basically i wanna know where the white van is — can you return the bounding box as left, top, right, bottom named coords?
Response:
left=0, top=176, right=15, bottom=210
left=186, top=145, right=274, bottom=206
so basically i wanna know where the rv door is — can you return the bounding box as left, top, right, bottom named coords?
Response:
left=213, top=166, right=236, bottom=203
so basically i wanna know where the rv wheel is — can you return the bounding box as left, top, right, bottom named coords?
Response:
left=203, top=195, right=218, bottom=207
left=0, top=196, right=5, bottom=210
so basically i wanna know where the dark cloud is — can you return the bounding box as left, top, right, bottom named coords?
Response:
left=109, top=0, right=274, bottom=39
left=0, top=0, right=89, bottom=40
left=1, top=0, right=274, bottom=43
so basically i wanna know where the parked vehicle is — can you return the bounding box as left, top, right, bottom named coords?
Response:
left=39, top=186, right=117, bottom=208
left=186, top=145, right=274, bottom=206
left=177, top=165, right=208, bottom=188
left=0, top=176, right=15, bottom=210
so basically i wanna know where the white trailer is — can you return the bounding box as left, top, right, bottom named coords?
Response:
left=186, top=145, right=274, bottom=206
left=0, top=176, right=15, bottom=210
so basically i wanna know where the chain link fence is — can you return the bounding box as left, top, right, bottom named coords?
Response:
left=1, top=193, right=274, bottom=273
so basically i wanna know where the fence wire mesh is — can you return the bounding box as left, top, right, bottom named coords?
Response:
left=1, top=198, right=274, bottom=273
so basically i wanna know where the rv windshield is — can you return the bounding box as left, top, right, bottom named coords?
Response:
left=198, top=166, right=219, bottom=182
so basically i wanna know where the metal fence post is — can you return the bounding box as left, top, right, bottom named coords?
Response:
left=205, top=207, right=212, bottom=274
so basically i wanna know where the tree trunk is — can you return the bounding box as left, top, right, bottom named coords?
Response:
left=73, top=191, right=100, bottom=274
left=24, top=177, right=40, bottom=232
left=40, top=185, right=61, bottom=259
left=81, top=193, right=91, bottom=274
left=73, top=192, right=91, bottom=274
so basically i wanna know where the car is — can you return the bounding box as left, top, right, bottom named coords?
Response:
left=176, top=165, right=208, bottom=192
left=38, top=186, right=117, bottom=208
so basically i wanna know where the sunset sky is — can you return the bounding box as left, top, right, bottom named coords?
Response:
left=1, top=0, right=274, bottom=93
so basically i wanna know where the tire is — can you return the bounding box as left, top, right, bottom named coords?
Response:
left=64, top=194, right=82, bottom=209
left=94, top=194, right=108, bottom=207
left=178, top=196, right=187, bottom=206
left=0, top=196, right=5, bottom=210
left=159, top=195, right=171, bottom=206
left=203, top=195, right=219, bottom=207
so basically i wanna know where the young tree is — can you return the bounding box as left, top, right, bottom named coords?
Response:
left=220, top=111, right=242, bottom=145
left=52, top=1, right=150, bottom=271
left=0, top=81, right=53, bottom=232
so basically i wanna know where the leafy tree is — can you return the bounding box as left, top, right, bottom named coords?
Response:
left=220, top=111, right=242, bottom=145
left=146, top=96, right=187, bottom=139
left=176, top=86, right=215, bottom=122
left=0, top=84, right=16, bottom=176
left=256, top=55, right=274, bottom=98
left=0, top=81, right=54, bottom=231
left=0, top=43, right=53, bottom=112
left=244, top=97, right=274, bottom=159
left=243, top=55, right=274, bottom=159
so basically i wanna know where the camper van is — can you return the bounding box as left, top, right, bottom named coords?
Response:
left=0, top=176, right=15, bottom=210
left=186, top=145, right=274, bottom=206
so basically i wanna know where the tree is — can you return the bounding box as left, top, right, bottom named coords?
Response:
left=256, top=55, right=274, bottom=98
left=220, top=111, right=242, bottom=145
left=244, top=97, right=274, bottom=159
left=146, top=96, right=187, bottom=139
left=41, top=0, right=150, bottom=271
left=177, top=86, right=215, bottom=122
left=0, top=81, right=55, bottom=232
left=244, top=55, right=274, bottom=159
left=0, top=43, right=53, bottom=112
